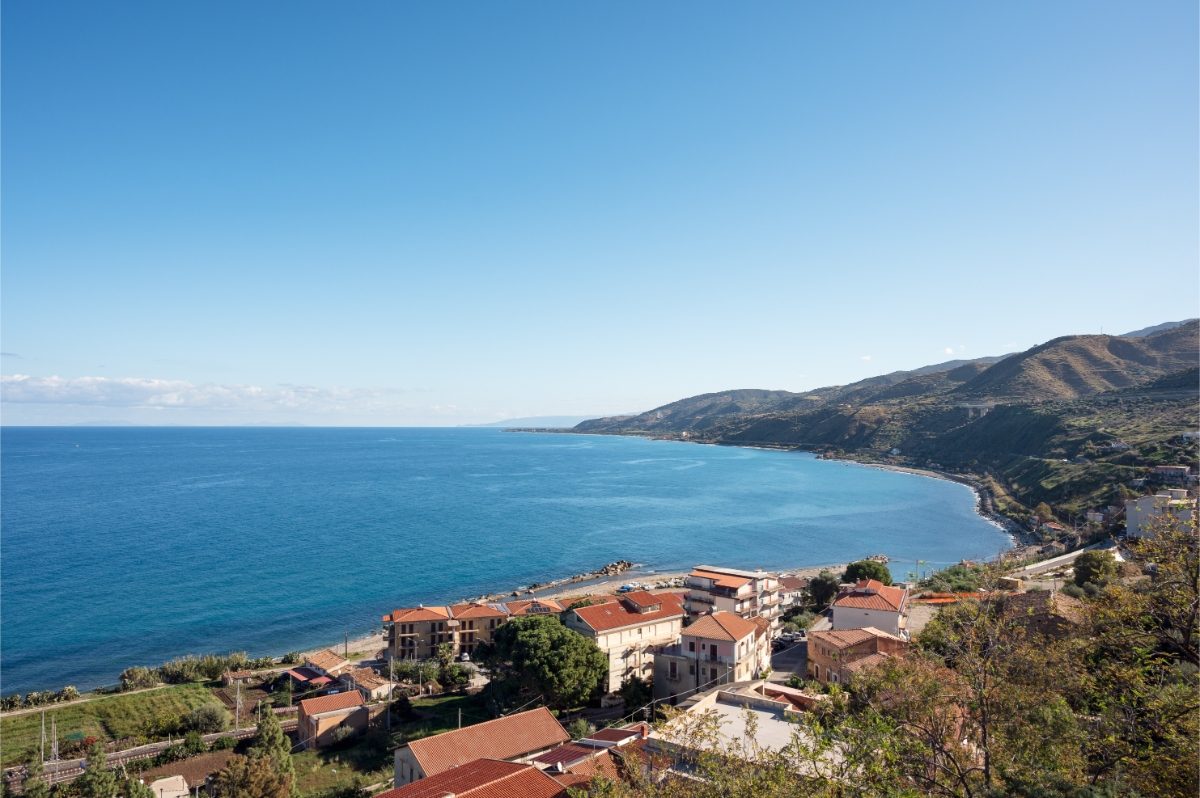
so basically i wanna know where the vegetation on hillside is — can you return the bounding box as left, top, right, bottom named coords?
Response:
left=573, top=322, right=1199, bottom=529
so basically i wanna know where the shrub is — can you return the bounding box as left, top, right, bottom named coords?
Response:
left=209, top=736, right=238, bottom=751
left=183, top=731, right=207, bottom=755
left=281, top=652, right=302, bottom=665
left=120, top=667, right=159, bottom=691
left=183, top=703, right=230, bottom=734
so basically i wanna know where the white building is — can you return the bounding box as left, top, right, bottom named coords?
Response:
left=830, top=579, right=909, bottom=638
left=1125, top=494, right=1196, bottom=538
left=684, top=565, right=783, bottom=628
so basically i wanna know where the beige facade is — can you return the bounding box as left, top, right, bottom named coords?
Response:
left=296, top=692, right=368, bottom=750
left=653, top=611, right=771, bottom=702
left=562, top=592, right=685, bottom=694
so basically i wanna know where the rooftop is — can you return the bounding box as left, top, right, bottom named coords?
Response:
left=807, top=627, right=904, bottom=650
left=306, top=648, right=350, bottom=673
left=298, top=691, right=364, bottom=716
left=571, top=592, right=684, bottom=633
left=683, top=611, right=759, bottom=642
left=502, top=598, right=565, bottom=616
left=383, top=606, right=452, bottom=623
left=833, top=580, right=907, bottom=612
left=403, top=707, right=570, bottom=778
left=375, top=759, right=565, bottom=798
left=689, top=567, right=754, bottom=589
left=344, top=667, right=389, bottom=691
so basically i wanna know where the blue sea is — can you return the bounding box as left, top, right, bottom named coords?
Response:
left=0, top=427, right=1010, bottom=694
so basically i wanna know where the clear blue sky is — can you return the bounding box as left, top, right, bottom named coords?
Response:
left=3, top=1, right=1197, bottom=425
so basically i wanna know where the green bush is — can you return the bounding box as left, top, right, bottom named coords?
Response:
left=209, top=736, right=238, bottom=751
left=182, top=703, right=230, bottom=734
left=120, top=667, right=159, bottom=692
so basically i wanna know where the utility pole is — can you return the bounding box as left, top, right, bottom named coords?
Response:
left=50, top=716, right=58, bottom=762
left=457, top=708, right=461, bottom=730
left=235, top=681, right=242, bottom=734
left=40, top=711, right=46, bottom=764
left=387, top=659, right=394, bottom=732
left=344, top=632, right=349, bottom=658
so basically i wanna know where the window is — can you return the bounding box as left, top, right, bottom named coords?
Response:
left=669, top=661, right=678, bottom=680
left=688, top=641, right=695, bottom=652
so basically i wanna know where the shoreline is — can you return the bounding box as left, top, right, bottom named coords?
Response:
left=534, top=429, right=1035, bottom=550
left=6, top=433, right=1017, bottom=697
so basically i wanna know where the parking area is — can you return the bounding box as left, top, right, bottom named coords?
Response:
left=770, top=639, right=807, bottom=681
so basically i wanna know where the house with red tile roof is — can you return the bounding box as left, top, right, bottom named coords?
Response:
left=684, top=565, right=783, bottom=629
left=377, top=758, right=567, bottom=798
left=339, top=666, right=393, bottom=701
left=305, top=648, right=351, bottom=677
left=651, top=610, right=771, bottom=702
left=297, top=691, right=367, bottom=750
left=563, top=592, right=686, bottom=696
left=831, top=579, right=909, bottom=637
left=393, top=707, right=570, bottom=787
left=806, top=627, right=909, bottom=685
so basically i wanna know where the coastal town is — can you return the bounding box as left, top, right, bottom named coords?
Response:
left=3, top=474, right=1195, bottom=798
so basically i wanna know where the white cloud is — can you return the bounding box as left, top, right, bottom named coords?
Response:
left=859, top=355, right=872, bottom=362
left=0, top=374, right=418, bottom=416
left=944, top=347, right=955, bottom=355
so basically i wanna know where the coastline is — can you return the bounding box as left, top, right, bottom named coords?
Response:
left=537, top=429, right=1035, bottom=552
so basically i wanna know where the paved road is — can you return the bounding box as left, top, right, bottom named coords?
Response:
left=1009, top=539, right=1117, bottom=578
left=770, top=640, right=807, bottom=681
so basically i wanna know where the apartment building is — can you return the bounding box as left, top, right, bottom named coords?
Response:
left=562, top=591, right=685, bottom=694
left=684, top=565, right=783, bottom=628
left=652, top=610, right=771, bottom=702
left=383, top=598, right=566, bottom=661
left=382, top=606, right=456, bottom=661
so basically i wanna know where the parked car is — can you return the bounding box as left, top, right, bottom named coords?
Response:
left=459, top=652, right=471, bottom=662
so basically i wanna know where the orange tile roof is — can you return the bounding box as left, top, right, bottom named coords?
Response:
left=620, top=590, right=662, bottom=608
left=383, top=606, right=452, bottom=623
left=779, top=575, right=808, bottom=591
left=683, top=611, right=758, bottom=642
left=833, top=580, right=908, bottom=612
left=843, top=652, right=893, bottom=674
left=376, top=759, right=566, bottom=798
left=808, top=627, right=903, bottom=650
left=550, top=750, right=620, bottom=788
left=404, top=707, right=570, bottom=778
left=344, top=667, right=389, bottom=691
left=571, top=592, right=684, bottom=633
left=504, top=599, right=564, bottom=616
left=689, top=568, right=752, bottom=590
left=298, top=691, right=364, bottom=716
left=450, top=602, right=508, bottom=619
left=305, top=648, right=349, bottom=673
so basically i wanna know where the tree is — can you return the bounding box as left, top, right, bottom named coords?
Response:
left=183, top=703, right=230, bottom=733
left=75, top=743, right=117, bottom=798
left=22, top=758, right=49, bottom=798
left=211, top=755, right=291, bottom=798
left=618, top=675, right=651, bottom=711
left=808, top=571, right=840, bottom=609
left=567, top=718, right=595, bottom=740
left=483, top=616, right=607, bottom=710
left=250, top=703, right=295, bottom=793
left=1072, top=550, right=1117, bottom=588
left=123, top=776, right=154, bottom=798
left=843, top=560, right=891, bottom=585
left=1035, top=502, right=1056, bottom=522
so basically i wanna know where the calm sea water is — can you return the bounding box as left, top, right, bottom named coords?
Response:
left=0, top=427, right=1009, bottom=694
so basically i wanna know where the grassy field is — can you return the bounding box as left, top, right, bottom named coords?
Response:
left=0, top=683, right=217, bottom=768
left=397, top=694, right=493, bottom=742
left=293, top=730, right=393, bottom=797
